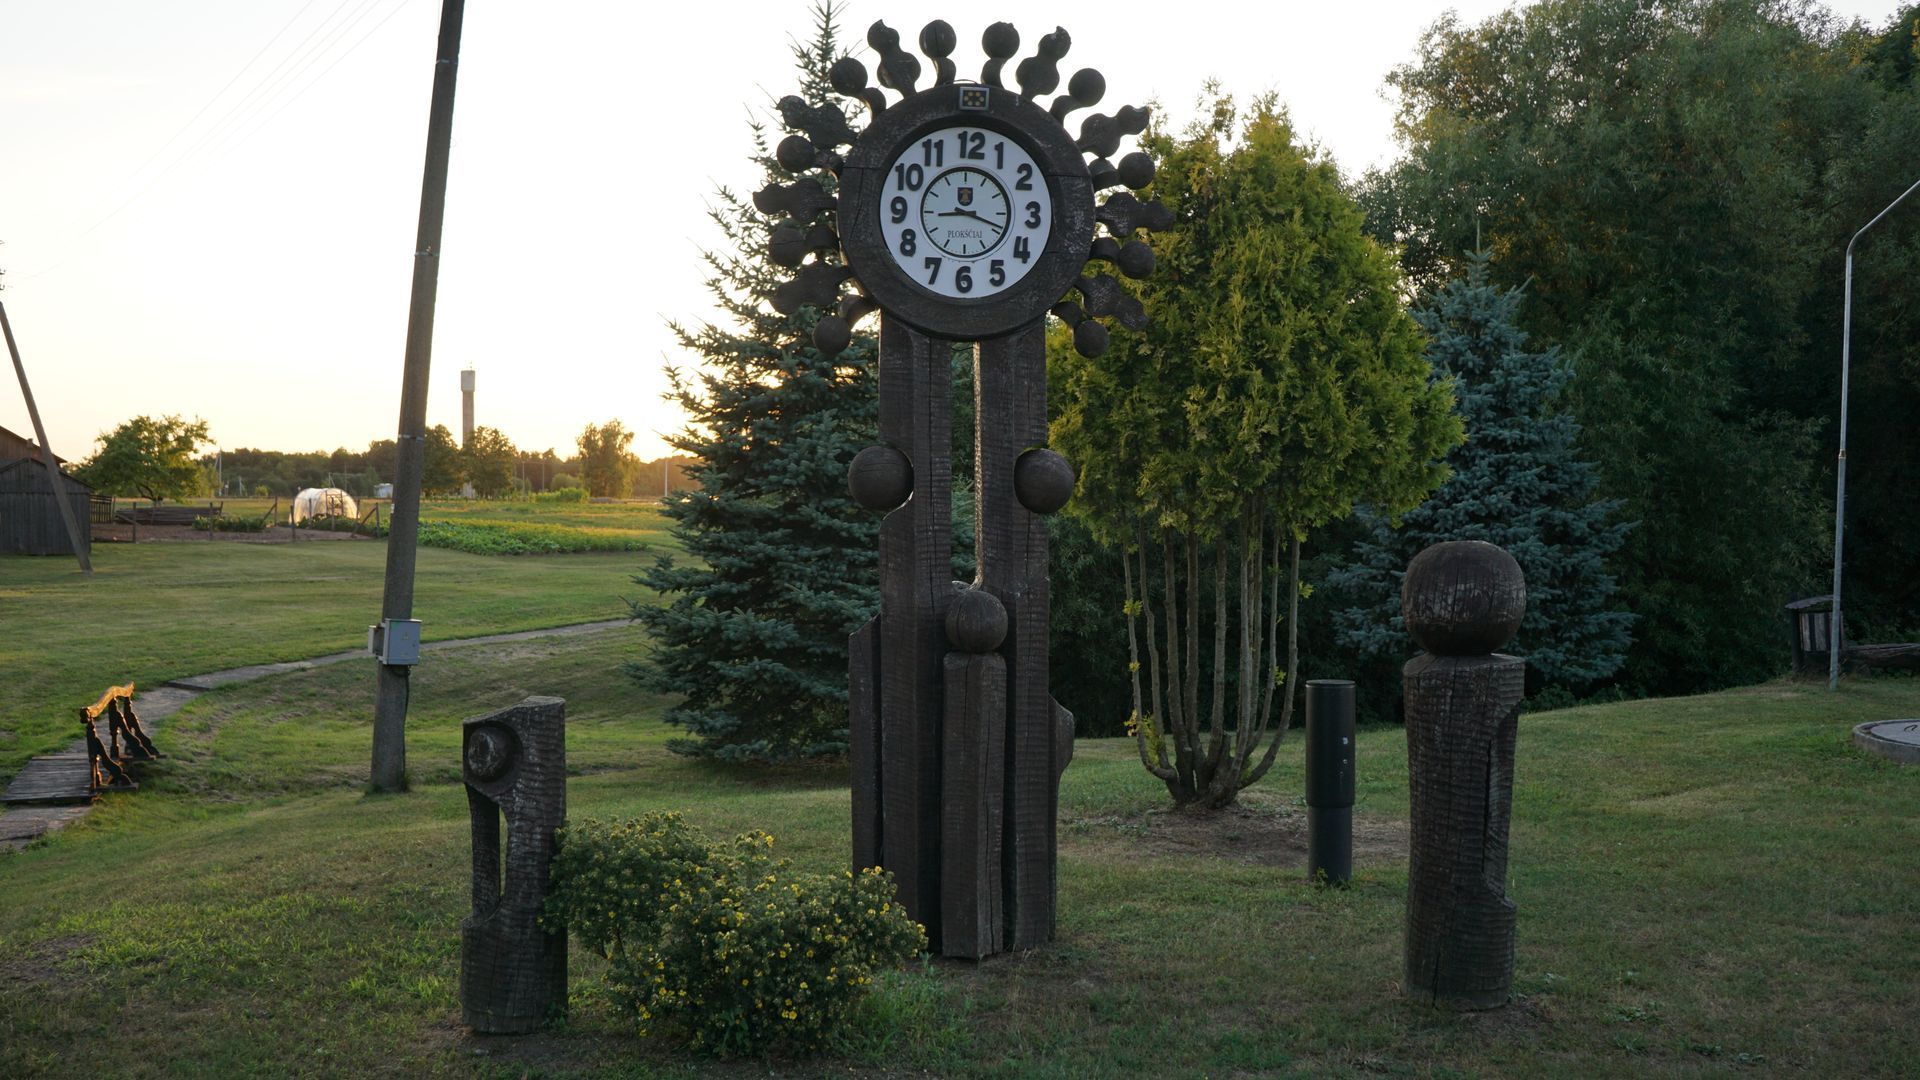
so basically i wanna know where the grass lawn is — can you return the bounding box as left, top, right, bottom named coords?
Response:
left=1, top=620, right=1914, bottom=1078
left=0, top=521, right=679, bottom=777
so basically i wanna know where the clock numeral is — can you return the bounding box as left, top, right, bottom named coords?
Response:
left=955, top=265, right=973, bottom=293
left=890, top=196, right=908, bottom=224
left=994, top=141, right=1005, bottom=169
left=1025, top=201, right=1042, bottom=228
left=1013, top=236, right=1031, bottom=263
left=920, top=138, right=944, bottom=168
left=898, top=229, right=917, bottom=256
left=958, top=131, right=986, bottom=160
left=923, top=256, right=942, bottom=284
left=989, top=260, right=1005, bottom=287
left=1015, top=163, right=1034, bottom=191
left=893, top=163, right=925, bottom=191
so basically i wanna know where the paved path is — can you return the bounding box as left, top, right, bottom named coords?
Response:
left=0, top=619, right=632, bottom=852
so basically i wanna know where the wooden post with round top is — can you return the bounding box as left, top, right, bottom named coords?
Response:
left=1401, top=541, right=1526, bottom=1010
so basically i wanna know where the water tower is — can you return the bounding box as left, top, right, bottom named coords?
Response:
left=460, top=367, right=475, bottom=448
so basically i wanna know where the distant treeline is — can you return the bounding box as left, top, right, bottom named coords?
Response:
left=209, top=440, right=697, bottom=499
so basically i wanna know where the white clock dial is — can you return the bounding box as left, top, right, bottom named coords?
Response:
left=878, top=125, right=1052, bottom=300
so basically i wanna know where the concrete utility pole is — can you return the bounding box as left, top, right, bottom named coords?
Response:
left=372, top=0, right=467, bottom=791
left=1830, top=174, right=1920, bottom=691
left=2, top=301, right=91, bottom=574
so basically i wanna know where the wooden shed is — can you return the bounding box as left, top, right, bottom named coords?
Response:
left=0, top=456, right=92, bottom=556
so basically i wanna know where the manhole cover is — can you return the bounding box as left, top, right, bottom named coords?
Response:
left=1853, top=719, right=1920, bottom=765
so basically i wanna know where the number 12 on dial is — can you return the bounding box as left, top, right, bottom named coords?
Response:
left=878, top=125, right=1051, bottom=300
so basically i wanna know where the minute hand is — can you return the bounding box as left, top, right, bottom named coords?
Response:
left=937, top=208, right=999, bottom=226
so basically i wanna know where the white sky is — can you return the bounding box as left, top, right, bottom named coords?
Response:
left=0, top=0, right=1903, bottom=461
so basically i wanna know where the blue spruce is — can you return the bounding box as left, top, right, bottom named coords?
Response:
left=628, top=4, right=878, bottom=762
left=1330, top=252, right=1633, bottom=692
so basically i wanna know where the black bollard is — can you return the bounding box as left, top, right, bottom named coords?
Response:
left=1305, top=679, right=1356, bottom=886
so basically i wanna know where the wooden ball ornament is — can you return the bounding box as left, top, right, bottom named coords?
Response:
left=848, top=445, right=912, bottom=511
left=1402, top=540, right=1526, bottom=656
left=1014, top=448, right=1075, bottom=514
left=946, top=587, right=1008, bottom=654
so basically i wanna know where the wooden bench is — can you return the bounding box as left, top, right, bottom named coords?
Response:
left=1845, top=643, right=1920, bottom=675
left=1, top=683, right=160, bottom=806
left=80, top=683, right=159, bottom=795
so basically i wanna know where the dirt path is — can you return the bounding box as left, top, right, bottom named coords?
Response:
left=0, top=619, right=632, bottom=852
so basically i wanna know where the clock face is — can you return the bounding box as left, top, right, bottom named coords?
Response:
left=878, top=126, right=1052, bottom=300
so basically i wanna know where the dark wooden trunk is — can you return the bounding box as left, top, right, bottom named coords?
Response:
left=973, top=321, right=1062, bottom=950
left=853, top=316, right=1069, bottom=959
left=459, top=697, right=567, bottom=1033
left=872, top=316, right=954, bottom=948
left=1403, top=653, right=1523, bottom=1008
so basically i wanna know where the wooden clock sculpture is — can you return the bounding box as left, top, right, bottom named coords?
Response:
left=757, top=19, right=1172, bottom=959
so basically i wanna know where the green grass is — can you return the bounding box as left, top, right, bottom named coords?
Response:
left=0, top=534, right=678, bottom=777
left=1, top=620, right=1914, bottom=1078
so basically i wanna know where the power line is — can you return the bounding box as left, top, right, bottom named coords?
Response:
left=213, top=0, right=421, bottom=163
left=18, top=0, right=417, bottom=282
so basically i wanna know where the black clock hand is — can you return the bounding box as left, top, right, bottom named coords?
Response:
left=936, top=208, right=1000, bottom=227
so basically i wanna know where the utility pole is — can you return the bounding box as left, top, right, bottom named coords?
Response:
left=1830, top=174, right=1920, bottom=691
left=372, top=0, right=467, bottom=790
left=2, top=302, right=91, bottom=574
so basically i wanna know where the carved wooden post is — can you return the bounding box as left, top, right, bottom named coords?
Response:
left=460, top=696, right=567, bottom=1033
left=1401, top=541, right=1526, bottom=1010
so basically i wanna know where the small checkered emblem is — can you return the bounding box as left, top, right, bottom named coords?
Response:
left=959, top=86, right=989, bottom=111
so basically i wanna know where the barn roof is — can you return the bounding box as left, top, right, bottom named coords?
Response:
left=0, top=455, right=92, bottom=492
left=0, top=424, right=67, bottom=465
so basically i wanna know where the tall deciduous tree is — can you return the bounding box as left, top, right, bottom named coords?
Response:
left=1053, top=97, right=1461, bottom=808
left=420, top=424, right=464, bottom=495
left=1363, top=0, right=1916, bottom=690
left=577, top=420, right=638, bottom=498
left=75, top=415, right=211, bottom=503
left=627, top=2, right=881, bottom=762
left=1329, top=254, right=1634, bottom=694
left=461, top=425, right=517, bottom=498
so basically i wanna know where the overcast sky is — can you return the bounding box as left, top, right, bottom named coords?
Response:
left=0, top=0, right=1904, bottom=462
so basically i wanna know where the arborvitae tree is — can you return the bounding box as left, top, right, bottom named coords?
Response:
left=1330, top=253, right=1633, bottom=692
left=628, top=3, right=880, bottom=762
left=1053, top=97, right=1460, bottom=808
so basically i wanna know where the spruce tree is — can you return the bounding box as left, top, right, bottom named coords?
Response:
left=1329, top=253, right=1634, bottom=692
left=628, top=3, right=879, bottom=762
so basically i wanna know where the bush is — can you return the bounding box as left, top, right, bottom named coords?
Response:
left=546, top=813, right=925, bottom=1057
left=532, top=486, right=590, bottom=504
left=415, top=520, right=641, bottom=555
left=298, top=513, right=385, bottom=536
left=551, top=472, right=583, bottom=490
left=191, top=514, right=268, bottom=532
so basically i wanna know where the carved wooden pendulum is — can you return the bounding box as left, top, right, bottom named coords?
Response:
left=459, top=696, right=568, bottom=1032
left=1400, top=541, right=1527, bottom=1009
left=767, top=19, right=1170, bottom=959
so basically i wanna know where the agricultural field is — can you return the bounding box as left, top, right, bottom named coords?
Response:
left=0, top=503, right=683, bottom=777
left=0, top=620, right=1915, bottom=1077
left=100, top=496, right=678, bottom=554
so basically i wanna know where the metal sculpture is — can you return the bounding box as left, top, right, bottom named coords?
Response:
left=459, top=696, right=567, bottom=1033
left=1400, top=541, right=1527, bottom=1010
left=772, top=19, right=1171, bottom=958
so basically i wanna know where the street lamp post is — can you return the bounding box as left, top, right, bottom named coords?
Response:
left=1830, top=174, right=1920, bottom=691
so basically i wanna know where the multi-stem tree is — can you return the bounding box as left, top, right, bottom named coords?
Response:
left=1053, top=96, right=1461, bottom=808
